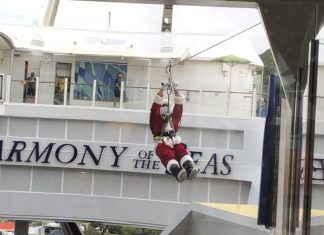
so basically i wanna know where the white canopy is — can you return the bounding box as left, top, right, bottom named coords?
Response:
left=0, top=24, right=263, bottom=67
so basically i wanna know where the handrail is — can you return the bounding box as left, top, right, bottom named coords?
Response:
left=9, top=80, right=259, bottom=95
left=7, top=77, right=267, bottom=117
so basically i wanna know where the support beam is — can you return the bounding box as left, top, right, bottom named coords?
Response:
left=42, top=0, right=61, bottom=26
left=71, top=0, right=257, bottom=8
left=302, top=39, right=319, bottom=235
left=258, top=2, right=317, bottom=104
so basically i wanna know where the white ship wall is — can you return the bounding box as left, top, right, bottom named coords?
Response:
left=2, top=49, right=324, bottom=230
left=0, top=105, right=264, bottom=226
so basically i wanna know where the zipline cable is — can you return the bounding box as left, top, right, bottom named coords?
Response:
left=163, top=22, right=263, bottom=111
left=170, top=22, right=262, bottom=68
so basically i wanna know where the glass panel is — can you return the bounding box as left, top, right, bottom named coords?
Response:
left=70, top=82, right=94, bottom=107
left=10, top=79, right=25, bottom=103
left=37, top=80, right=55, bottom=105
left=38, top=61, right=56, bottom=105
left=123, top=85, right=147, bottom=110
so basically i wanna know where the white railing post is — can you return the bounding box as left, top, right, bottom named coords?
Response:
left=199, top=85, right=203, bottom=113
left=146, top=59, right=152, bottom=110
left=120, top=81, right=124, bottom=109
left=35, top=77, right=39, bottom=104
left=226, top=64, right=234, bottom=116
left=251, top=87, right=257, bottom=117
left=146, top=82, right=150, bottom=110
left=92, top=80, right=96, bottom=107
left=0, top=74, right=4, bottom=101
left=5, top=75, right=11, bottom=103
left=64, top=78, right=68, bottom=106
left=226, top=87, right=230, bottom=116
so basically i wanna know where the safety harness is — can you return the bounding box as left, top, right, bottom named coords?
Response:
left=153, top=60, right=176, bottom=142
left=153, top=114, right=175, bottom=142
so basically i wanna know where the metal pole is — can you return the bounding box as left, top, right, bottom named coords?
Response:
left=5, top=75, right=11, bottom=103
left=108, top=11, right=111, bottom=30
left=302, top=39, right=319, bottom=235
left=35, top=77, right=39, bottom=104
left=63, top=78, right=68, bottom=106
left=120, top=81, right=124, bottom=109
left=199, top=84, right=203, bottom=113
left=287, top=67, right=303, bottom=233
left=146, top=59, right=152, bottom=110
left=226, top=63, right=233, bottom=116
left=261, top=67, right=264, bottom=97
left=92, top=80, right=96, bottom=107
left=252, top=87, right=257, bottom=117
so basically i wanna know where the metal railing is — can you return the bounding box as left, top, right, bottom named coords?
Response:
left=4, top=75, right=265, bottom=117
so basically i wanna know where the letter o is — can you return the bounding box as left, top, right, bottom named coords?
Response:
left=55, top=144, right=78, bottom=164
left=138, top=150, right=148, bottom=159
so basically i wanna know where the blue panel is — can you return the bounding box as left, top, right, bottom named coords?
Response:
left=84, top=70, right=94, bottom=86
left=257, top=74, right=282, bottom=228
left=74, top=61, right=127, bottom=101
left=78, top=67, right=85, bottom=78
left=93, top=63, right=104, bottom=78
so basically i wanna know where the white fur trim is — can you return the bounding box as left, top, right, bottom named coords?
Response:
left=174, top=95, right=185, bottom=104
left=163, top=137, right=174, bottom=148
left=162, top=99, right=168, bottom=105
left=180, top=155, right=193, bottom=167
left=172, top=135, right=181, bottom=145
left=154, top=94, right=164, bottom=105
left=167, top=159, right=179, bottom=173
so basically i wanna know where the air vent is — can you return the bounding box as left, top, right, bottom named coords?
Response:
left=31, top=39, right=44, bottom=47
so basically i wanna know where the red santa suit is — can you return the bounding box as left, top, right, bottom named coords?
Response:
left=150, top=94, right=193, bottom=173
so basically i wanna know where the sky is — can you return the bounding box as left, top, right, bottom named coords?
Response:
left=0, top=0, right=270, bottom=54
left=171, top=6, right=269, bottom=53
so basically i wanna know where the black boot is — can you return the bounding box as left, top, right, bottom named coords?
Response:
left=183, top=160, right=198, bottom=180
left=169, top=164, right=187, bottom=182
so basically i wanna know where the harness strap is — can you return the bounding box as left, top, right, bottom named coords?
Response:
left=153, top=136, right=164, bottom=142
left=153, top=114, right=176, bottom=141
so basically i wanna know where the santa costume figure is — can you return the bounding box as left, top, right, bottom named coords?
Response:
left=150, top=81, right=198, bottom=182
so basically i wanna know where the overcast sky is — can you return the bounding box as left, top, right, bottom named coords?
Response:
left=171, top=6, right=269, bottom=53
left=0, top=0, right=270, bottom=54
